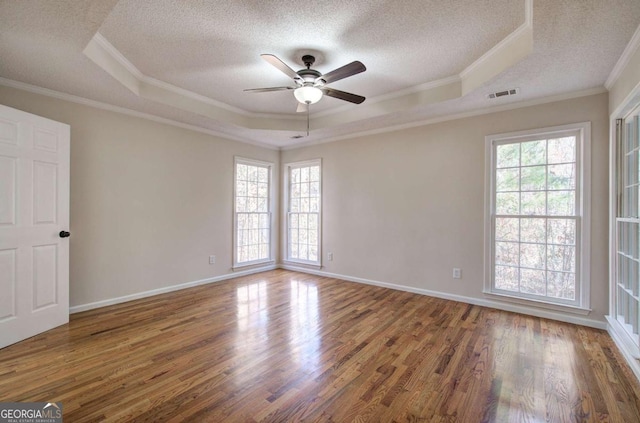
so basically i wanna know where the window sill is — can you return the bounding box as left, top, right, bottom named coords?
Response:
left=483, top=290, right=592, bottom=316
left=281, top=260, right=322, bottom=270
left=232, top=260, right=275, bottom=271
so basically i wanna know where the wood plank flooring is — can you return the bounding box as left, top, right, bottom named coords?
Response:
left=1, top=269, right=639, bottom=422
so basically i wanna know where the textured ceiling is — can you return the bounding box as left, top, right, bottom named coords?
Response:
left=0, top=0, right=639, bottom=148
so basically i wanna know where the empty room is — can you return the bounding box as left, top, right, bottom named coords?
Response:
left=2, top=0, right=640, bottom=421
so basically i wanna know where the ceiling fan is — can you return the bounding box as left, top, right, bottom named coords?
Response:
left=244, top=54, right=366, bottom=113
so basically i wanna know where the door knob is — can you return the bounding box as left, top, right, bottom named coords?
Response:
left=59, top=231, right=70, bottom=238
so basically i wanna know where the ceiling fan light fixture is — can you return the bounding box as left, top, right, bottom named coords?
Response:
left=294, top=86, right=323, bottom=104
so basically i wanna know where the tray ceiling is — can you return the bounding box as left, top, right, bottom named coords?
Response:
left=1, top=0, right=639, bottom=148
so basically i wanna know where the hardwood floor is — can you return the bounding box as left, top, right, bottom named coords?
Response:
left=1, top=269, right=639, bottom=422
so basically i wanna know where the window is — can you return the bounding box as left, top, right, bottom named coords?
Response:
left=234, top=157, right=273, bottom=267
left=285, top=160, right=321, bottom=265
left=613, top=105, right=640, bottom=346
left=484, top=123, right=590, bottom=310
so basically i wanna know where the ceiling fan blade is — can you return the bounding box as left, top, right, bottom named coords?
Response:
left=261, top=54, right=300, bottom=80
left=321, top=88, right=365, bottom=104
left=317, top=61, right=366, bottom=85
left=296, top=102, right=308, bottom=113
left=243, top=86, right=295, bottom=93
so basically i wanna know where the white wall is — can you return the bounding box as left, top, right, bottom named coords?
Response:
left=0, top=84, right=610, bottom=325
left=281, top=93, right=609, bottom=324
left=0, top=85, right=279, bottom=308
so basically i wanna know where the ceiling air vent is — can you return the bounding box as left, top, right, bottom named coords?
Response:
left=290, top=135, right=304, bottom=139
left=488, top=88, right=519, bottom=99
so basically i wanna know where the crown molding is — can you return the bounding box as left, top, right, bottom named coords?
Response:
left=282, top=86, right=607, bottom=150
left=605, top=22, right=640, bottom=90
left=0, top=77, right=279, bottom=150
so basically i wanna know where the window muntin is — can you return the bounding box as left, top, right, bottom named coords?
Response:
left=234, top=158, right=272, bottom=266
left=486, top=124, right=590, bottom=309
left=286, top=160, right=321, bottom=265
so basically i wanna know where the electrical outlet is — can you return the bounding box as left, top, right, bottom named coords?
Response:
left=328, top=252, right=333, bottom=261
left=453, top=268, right=461, bottom=279
left=209, top=255, right=216, bottom=265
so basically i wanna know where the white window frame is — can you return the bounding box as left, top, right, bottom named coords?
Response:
left=609, top=101, right=640, bottom=359
left=484, top=122, right=591, bottom=313
left=233, top=156, right=275, bottom=269
left=283, top=159, right=322, bottom=267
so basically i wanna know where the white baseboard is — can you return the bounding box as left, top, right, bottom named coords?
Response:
left=70, top=263, right=607, bottom=329
left=69, top=264, right=277, bottom=314
left=606, top=316, right=640, bottom=381
left=280, top=264, right=607, bottom=330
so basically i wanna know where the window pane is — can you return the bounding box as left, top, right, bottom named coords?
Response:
left=521, top=140, right=546, bottom=166
left=547, top=219, right=575, bottom=245
left=308, top=229, right=317, bottom=245
left=520, top=218, right=545, bottom=243
left=521, top=191, right=546, bottom=215
left=258, top=183, right=268, bottom=198
left=236, top=197, right=246, bottom=212
left=301, top=198, right=310, bottom=212
left=248, top=165, right=258, bottom=181
left=248, top=181, right=258, bottom=197
left=309, top=246, right=318, bottom=262
left=520, top=269, right=546, bottom=295
left=237, top=164, right=247, bottom=180
left=496, top=168, right=519, bottom=192
left=496, top=192, right=519, bottom=215
left=547, top=245, right=575, bottom=272
left=258, top=167, right=268, bottom=183
left=260, top=213, right=269, bottom=228
left=548, top=272, right=575, bottom=300
left=310, top=181, right=320, bottom=197
left=520, top=243, right=545, bottom=269
left=237, top=181, right=247, bottom=196
left=495, top=265, right=518, bottom=291
left=310, top=166, right=320, bottom=181
left=291, top=168, right=300, bottom=183
left=495, top=218, right=518, bottom=241
left=496, top=144, right=520, bottom=168
left=547, top=191, right=575, bottom=216
left=495, top=242, right=518, bottom=266
left=310, top=198, right=319, bottom=212
left=548, top=137, right=575, bottom=164
left=247, top=197, right=257, bottom=212
left=309, top=214, right=318, bottom=230
left=292, top=183, right=301, bottom=199
left=548, top=164, right=575, bottom=190
left=520, top=166, right=546, bottom=191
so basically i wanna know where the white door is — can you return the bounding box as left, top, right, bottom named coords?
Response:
left=0, top=104, right=70, bottom=349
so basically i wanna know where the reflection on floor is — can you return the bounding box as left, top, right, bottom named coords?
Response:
left=0, top=269, right=639, bottom=422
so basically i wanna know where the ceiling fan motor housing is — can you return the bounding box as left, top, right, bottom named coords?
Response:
left=297, top=68, right=322, bottom=84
